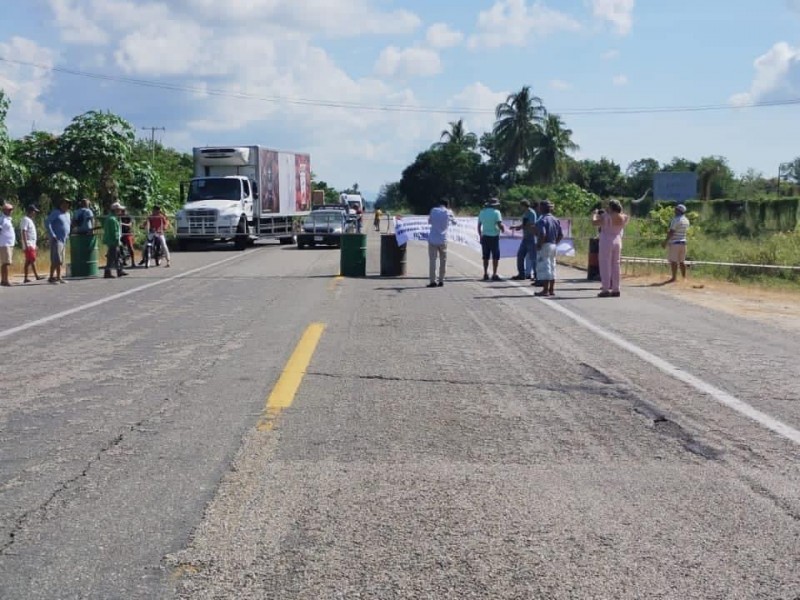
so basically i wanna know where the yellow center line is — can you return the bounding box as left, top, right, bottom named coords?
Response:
left=257, top=322, right=326, bottom=432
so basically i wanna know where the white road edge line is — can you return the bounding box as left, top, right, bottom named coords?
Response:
left=0, top=250, right=257, bottom=342
left=451, top=248, right=800, bottom=447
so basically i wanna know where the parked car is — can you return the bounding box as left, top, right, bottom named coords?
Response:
left=297, top=209, right=349, bottom=248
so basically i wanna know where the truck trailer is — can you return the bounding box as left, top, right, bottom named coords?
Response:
left=175, top=145, right=312, bottom=250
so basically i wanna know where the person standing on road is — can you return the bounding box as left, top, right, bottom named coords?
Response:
left=664, top=204, right=690, bottom=282
left=534, top=201, right=563, bottom=297
left=73, top=199, right=95, bottom=235
left=0, top=201, right=16, bottom=287
left=144, top=206, right=171, bottom=268
left=592, top=200, right=630, bottom=298
left=104, top=202, right=129, bottom=279
left=20, top=204, right=43, bottom=283
left=478, top=198, right=505, bottom=281
left=427, top=199, right=456, bottom=288
left=374, top=208, right=382, bottom=232
left=510, top=199, right=538, bottom=281
left=46, top=198, right=72, bottom=284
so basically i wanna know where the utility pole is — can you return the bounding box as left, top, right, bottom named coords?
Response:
left=141, top=126, right=165, bottom=162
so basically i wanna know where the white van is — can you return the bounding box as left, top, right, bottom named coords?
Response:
left=340, top=193, right=364, bottom=215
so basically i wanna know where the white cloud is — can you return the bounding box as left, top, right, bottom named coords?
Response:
left=730, top=42, right=800, bottom=106
left=48, top=0, right=109, bottom=45
left=468, top=0, right=581, bottom=49
left=181, top=0, right=421, bottom=36
left=612, top=74, right=628, bottom=86
left=374, top=46, right=442, bottom=79
left=0, top=37, right=64, bottom=134
left=601, top=49, right=620, bottom=60
left=549, top=79, right=572, bottom=91
left=426, top=23, right=464, bottom=49
left=591, top=0, right=635, bottom=35
left=447, top=82, right=508, bottom=132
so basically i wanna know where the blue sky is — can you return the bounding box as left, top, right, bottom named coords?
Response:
left=1, top=0, right=800, bottom=197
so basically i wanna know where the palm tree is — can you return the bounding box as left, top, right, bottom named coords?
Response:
left=528, top=114, right=579, bottom=184
left=436, top=119, right=478, bottom=151
left=492, top=86, right=546, bottom=181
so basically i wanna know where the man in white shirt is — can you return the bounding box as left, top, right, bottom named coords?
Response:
left=663, top=203, right=690, bottom=282
left=20, top=204, right=43, bottom=283
left=0, top=201, right=16, bottom=287
left=427, top=199, right=456, bottom=288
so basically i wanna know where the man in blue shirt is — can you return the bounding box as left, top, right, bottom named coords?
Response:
left=477, top=198, right=505, bottom=281
left=535, top=200, right=563, bottom=297
left=46, top=198, right=72, bottom=283
left=427, top=199, right=456, bottom=288
left=73, top=199, right=95, bottom=235
left=510, top=199, right=537, bottom=281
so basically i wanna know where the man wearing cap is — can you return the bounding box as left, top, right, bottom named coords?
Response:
left=664, top=203, right=690, bottom=282
left=0, top=201, right=16, bottom=287
left=103, top=202, right=128, bottom=279
left=534, top=200, right=563, bottom=297
left=20, top=204, right=44, bottom=283
left=510, top=199, right=538, bottom=281
left=477, top=197, right=505, bottom=281
left=46, top=198, right=73, bottom=283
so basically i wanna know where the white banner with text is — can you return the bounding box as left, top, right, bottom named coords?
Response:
left=394, top=216, right=575, bottom=258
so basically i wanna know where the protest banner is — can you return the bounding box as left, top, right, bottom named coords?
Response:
left=394, top=216, right=575, bottom=257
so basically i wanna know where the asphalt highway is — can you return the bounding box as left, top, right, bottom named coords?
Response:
left=0, top=230, right=798, bottom=599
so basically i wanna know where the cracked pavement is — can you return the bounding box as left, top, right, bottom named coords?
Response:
left=1, top=232, right=800, bottom=599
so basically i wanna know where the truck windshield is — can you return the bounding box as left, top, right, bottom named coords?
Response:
left=188, top=178, right=242, bottom=202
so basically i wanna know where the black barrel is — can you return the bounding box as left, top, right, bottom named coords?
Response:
left=380, top=234, right=407, bottom=276
left=340, top=233, right=367, bottom=277
left=587, top=237, right=600, bottom=281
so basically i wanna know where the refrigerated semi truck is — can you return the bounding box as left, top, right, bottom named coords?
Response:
left=175, top=145, right=312, bottom=250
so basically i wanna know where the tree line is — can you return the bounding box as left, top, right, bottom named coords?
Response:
left=0, top=90, right=345, bottom=215
left=377, top=85, right=800, bottom=215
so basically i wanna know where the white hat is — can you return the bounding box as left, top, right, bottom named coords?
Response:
left=110, top=202, right=125, bottom=210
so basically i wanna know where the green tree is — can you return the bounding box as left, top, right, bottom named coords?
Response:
left=0, top=91, right=27, bottom=199
left=129, top=140, right=192, bottom=212
left=312, top=177, right=340, bottom=204
left=583, top=158, right=625, bottom=197
left=625, top=158, right=660, bottom=199
left=492, top=85, right=545, bottom=180
left=527, top=114, right=579, bottom=184
left=57, top=110, right=136, bottom=209
left=436, top=118, right=478, bottom=151
left=663, top=157, right=698, bottom=173
left=375, top=181, right=405, bottom=210
left=564, top=156, right=590, bottom=189
left=399, top=144, right=490, bottom=214
left=696, top=155, right=734, bottom=200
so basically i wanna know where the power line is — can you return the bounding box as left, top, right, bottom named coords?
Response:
left=1, top=54, right=799, bottom=117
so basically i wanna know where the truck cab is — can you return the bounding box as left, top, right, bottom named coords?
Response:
left=176, top=175, right=254, bottom=248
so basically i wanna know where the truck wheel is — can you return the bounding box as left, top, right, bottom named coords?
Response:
left=298, top=241, right=306, bottom=249
left=234, top=217, right=248, bottom=251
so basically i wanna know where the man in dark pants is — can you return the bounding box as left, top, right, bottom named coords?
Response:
left=477, top=198, right=505, bottom=281
left=510, top=199, right=537, bottom=281
left=103, top=202, right=129, bottom=279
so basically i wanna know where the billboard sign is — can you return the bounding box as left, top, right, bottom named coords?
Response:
left=653, top=172, right=698, bottom=203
